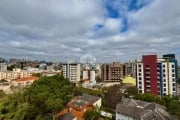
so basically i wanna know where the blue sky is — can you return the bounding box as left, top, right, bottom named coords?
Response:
left=0, top=0, right=180, bottom=62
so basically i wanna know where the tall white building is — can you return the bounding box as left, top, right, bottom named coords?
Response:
left=90, top=70, right=96, bottom=82
left=63, top=63, right=80, bottom=84
left=82, top=71, right=88, bottom=80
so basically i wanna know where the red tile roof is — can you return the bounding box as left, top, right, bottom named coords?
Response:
left=16, top=76, right=38, bottom=82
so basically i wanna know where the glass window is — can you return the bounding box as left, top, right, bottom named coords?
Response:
left=146, top=65, right=150, bottom=67
left=164, top=88, right=166, bottom=91
left=173, top=88, right=176, bottom=91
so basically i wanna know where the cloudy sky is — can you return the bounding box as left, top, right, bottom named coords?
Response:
left=0, top=0, right=180, bottom=63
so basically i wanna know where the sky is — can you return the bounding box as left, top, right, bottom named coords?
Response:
left=0, top=0, right=180, bottom=63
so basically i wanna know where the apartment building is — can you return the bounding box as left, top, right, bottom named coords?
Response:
left=12, top=76, right=38, bottom=87
left=123, top=61, right=136, bottom=77
left=63, top=63, right=80, bottom=84
left=136, top=54, right=177, bottom=96
left=0, top=63, right=7, bottom=71
left=0, top=68, right=32, bottom=81
left=101, top=62, right=123, bottom=82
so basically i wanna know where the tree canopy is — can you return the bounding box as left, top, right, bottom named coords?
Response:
left=0, top=74, right=73, bottom=120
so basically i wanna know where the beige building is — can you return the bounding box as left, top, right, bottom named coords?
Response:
left=63, top=63, right=80, bottom=84
left=101, top=62, right=123, bottom=82
left=0, top=68, right=31, bottom=81
left=177, top=84, right=180, bottom=96
left=0, top=63, right=7, bottom=71
left=12, top=76, right=38, bottom=87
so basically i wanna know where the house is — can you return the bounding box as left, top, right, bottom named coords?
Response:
left=116, top=98, right=172, bottom=120
left=56, top=94, right=101, bottom=120
left=56, top=112, right=77, bottom=120
left=12, top=76, right=38, bottom=87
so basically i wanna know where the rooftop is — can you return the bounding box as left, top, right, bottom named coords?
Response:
left=68, top=94, right=100, bottom=109
left=57, top=112, right=76, bottom=120
left=116, top=98, right=172, bottom=120
left=79, top=94, right=100, bottom=104
left=16, top=76, right=38, bottom=82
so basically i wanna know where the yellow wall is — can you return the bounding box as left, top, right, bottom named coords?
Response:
left=122, top=76, right=136, bottom=86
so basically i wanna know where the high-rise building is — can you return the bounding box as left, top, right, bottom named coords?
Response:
left=0, top=63, right=7, bottom=71
left=178, top=66, right=180, bottom=83
left=123, top=61, right=136, bottom=77
left=101, top=62, right=123, bottom=82
left=62, top=63, right=80, bottom=84
left=136, top=54, right=177, bottom=96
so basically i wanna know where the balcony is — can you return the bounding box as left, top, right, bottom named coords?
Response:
left=145, top=72, right=150, bottom=74
left=146, top=76, right=150, bottom=78
left=146, top=89, right=151, bottom=92
left=146, top=80, right=150, bottom=83
left=146, top=84, right=151, bottom=87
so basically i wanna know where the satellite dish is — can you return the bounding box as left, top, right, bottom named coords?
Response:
left=80, top=53, right=96, bottom=65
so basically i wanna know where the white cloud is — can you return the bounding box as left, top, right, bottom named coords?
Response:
left=0, top=0, right=180, bottom=62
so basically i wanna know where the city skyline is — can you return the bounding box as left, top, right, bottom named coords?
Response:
left=0, top=0, right=180, bottom=62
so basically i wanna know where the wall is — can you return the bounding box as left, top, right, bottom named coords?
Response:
left=116, top=113, right=133, bottom=120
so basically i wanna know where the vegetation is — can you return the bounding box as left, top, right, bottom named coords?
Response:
left=84, top=107, right=101, bottom=120
left=132, top=93, right=180, bottom=119
left=1, top=74, right=180, bottom=119
left=104, top=85, right=122, bottom=109
left=7, top=65, right=17, bottom=71
left=32, top=73, right=42, bottom=77
left=0, top=74, right=73, bottom=120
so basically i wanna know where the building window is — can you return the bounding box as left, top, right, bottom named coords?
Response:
left=139, top=69, right=141, bottom=72
left=139, top=77, right=142, bottom=80
left=139, top=81, right=142, bottom=84
left=163, top=74, right=166, bottom=77
left=172, top=74, right=175, bottom=77
left=138, top=64, right=141, bottom=67
left=172, top=78, right=175, bottom=82
left=172, top=69, right=175, bottom=72
left=172, top=65, right=174, bottom=68
left=164, top=84, right=166, bottom=87
left=163, top=65, right=165, bottom=68
left=163, top=69, right=166, bottom=72
left=164, top=79, right=166, bottom=82
left=173, top=88, right=176, bottom=91
left=139, top=73, right=141, bottom=76
left=146, top=65, right=150, bottom=67
left=173, top=83, right=176, bottom=86
left=164, top=88, right=166, bottom=91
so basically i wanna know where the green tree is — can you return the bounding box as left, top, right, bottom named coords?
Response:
left=0, top=74, right=73, bottom=120
left=84, top=108, right=100, bottom=120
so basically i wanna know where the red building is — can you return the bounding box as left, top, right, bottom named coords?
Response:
left=142, top=55, right=158, bottom=95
